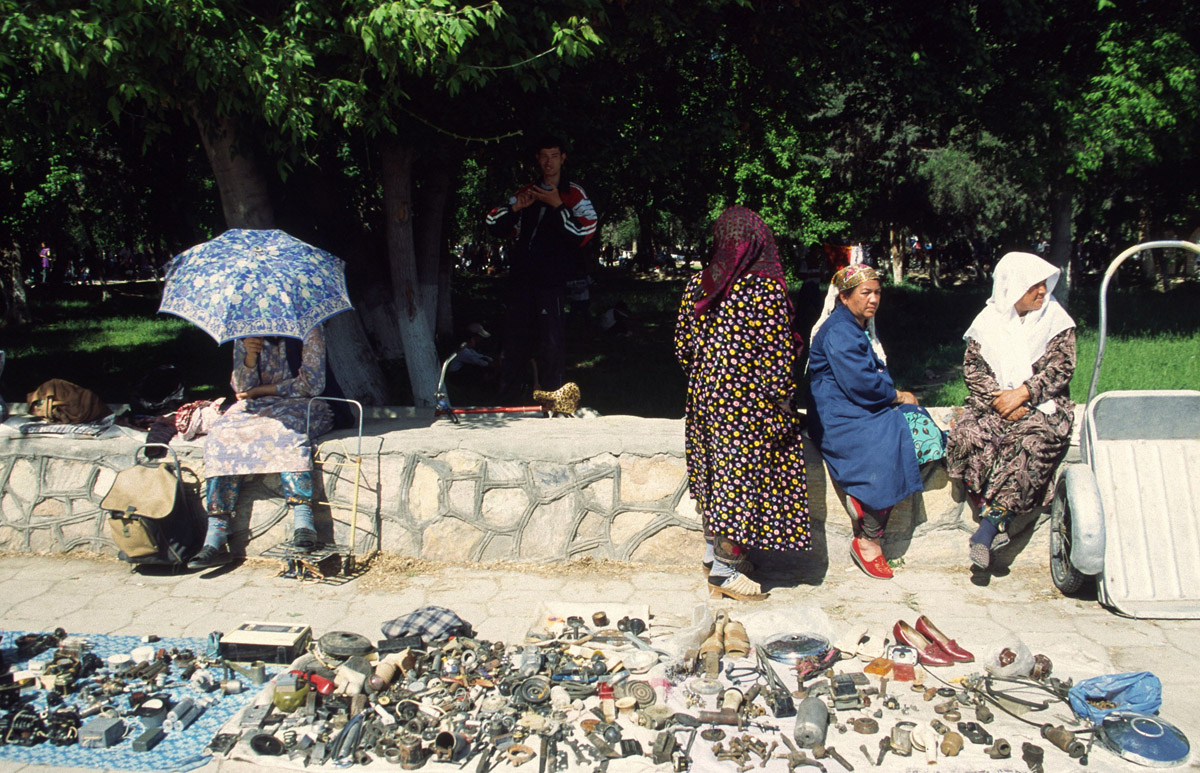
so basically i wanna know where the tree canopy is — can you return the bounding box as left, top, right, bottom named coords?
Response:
left=2, top=0, right=1199, bottom=397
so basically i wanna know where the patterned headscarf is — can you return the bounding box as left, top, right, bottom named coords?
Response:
left=809, top=263, right=887, bottom=365
left=833, top=263, right=880, bottom=292
left=694, top=206, right=787, bottom=318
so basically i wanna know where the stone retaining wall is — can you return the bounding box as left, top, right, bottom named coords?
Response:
left=1, top=410, right=1062, bottom=566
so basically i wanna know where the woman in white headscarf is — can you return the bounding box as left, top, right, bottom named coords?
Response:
left=946, top=252, right=1076, bottom=570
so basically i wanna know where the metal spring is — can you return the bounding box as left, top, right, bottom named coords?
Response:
left=281, top=729, right=298, bottom=749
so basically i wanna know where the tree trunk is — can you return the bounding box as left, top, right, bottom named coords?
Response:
left=381, top=142, right=441, bottom=408
left=325, top=309, right=388, bottom=405
left=635, top=208, right=655, bottom=272
left=193, top=111, right=275, bottom=229
left=415, top=161, right=455, bottom=343
left=0, top=241, right=30, bottom=327
left=889, top=227, right=905, bottom=285
left=437, top=242, right=455, bottom=344
left=359, top=283, right=407, bottom=361
left=1047, top=182, right=1074, bottom=306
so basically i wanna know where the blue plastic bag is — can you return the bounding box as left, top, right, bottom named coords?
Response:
left=1068, top=671, right=1162, bottom=725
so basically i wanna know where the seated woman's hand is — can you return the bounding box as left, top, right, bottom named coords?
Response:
left=1004, top=404, right=1030, bottom=422
left=236, top=384, right=277, bottom=400
left=990, top=385, right=1031, bottom=419
left=242, top=336, right=264, bottom=368
left=893, top=390, right=919, bottom=406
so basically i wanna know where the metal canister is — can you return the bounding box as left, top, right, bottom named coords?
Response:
left=793, top=696, right=828, bottom=749
left=397, top=734, right=426, bottom=770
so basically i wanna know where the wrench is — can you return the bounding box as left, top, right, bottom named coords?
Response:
left=874, top=738, right=891, bottom=766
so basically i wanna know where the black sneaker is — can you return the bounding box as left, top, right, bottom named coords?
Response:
left=187, top=545, right=230, bottom=569
left=293, top=528, right=319, bottom=551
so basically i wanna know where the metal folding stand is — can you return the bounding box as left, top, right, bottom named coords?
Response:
left=260, top=396, right=373, bottom=583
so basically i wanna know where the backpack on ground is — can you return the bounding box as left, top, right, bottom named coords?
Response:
left=26, top=378, right=109, bottom=424
left=100, top=444, right=203, bottom=566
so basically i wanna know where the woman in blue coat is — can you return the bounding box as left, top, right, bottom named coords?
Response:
left=808, top=264, right=945, bottom=579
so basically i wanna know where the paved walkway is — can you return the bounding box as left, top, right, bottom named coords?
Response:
left=0, top=550, right=1195, bottom=772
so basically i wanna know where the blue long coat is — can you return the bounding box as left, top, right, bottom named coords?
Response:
left=807, top=303, right=922, bottom=510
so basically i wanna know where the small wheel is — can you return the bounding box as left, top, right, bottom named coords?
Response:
left=1049, top=475, right=1089, bottom=594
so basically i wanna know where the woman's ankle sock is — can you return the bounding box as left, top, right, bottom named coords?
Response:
left=971, top=518, right=999, bottom=547
left=203, top=514, right=230, bottom=550
left=703, top=540, right=715, bottom=565
left=292, top=503, right=315, bottom=534
left=709, top=556, right=736, bottom=580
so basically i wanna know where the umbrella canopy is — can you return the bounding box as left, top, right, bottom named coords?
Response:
left=159, top=229, right=352, bottom=343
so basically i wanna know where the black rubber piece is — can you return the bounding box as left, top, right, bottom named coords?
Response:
left=318, top=631, right=374, bottom=659
left=250, top=733, right=285, bottom=755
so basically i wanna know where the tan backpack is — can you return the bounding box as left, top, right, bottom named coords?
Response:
left=26, top=378, right=109, bottom=424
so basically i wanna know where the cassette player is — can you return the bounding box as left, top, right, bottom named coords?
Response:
left=219, top=621, right=312, bottom=664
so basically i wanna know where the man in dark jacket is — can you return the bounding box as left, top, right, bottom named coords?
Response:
left=486, top=136, right=597, bottom=403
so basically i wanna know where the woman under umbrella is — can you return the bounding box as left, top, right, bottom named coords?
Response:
left=946, top=252, right=1076, bottom=570
left=807, top=264, right=946, bottom=580
left=674, top=206, right=811, bottom=600
left=188, top=328, right=334, bottom=568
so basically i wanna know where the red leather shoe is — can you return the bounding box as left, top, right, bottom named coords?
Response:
left=915, top=615, right=974, bottom=663
left=892, top=621, right=955, bottom=667
left=851, top=538, right=894, bottom=580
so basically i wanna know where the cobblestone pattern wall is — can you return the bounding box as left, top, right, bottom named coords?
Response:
left=0, top=439, right=709, bottom=563
left=378, top=450, right=701, bottom=563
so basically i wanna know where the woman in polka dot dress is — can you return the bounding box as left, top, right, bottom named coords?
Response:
left=675, top=206, right=811, bottom=600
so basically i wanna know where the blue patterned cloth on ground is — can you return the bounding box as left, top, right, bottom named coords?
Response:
left=0, top=631, right=267, bottom=771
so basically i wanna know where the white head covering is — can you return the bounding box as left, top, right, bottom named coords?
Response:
left=964, top=252, right=1074, bottom=413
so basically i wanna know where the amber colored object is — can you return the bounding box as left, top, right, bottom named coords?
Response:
left=864, top=657, right=893, bottom=677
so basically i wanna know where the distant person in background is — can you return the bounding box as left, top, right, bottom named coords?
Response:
left=946, top=252, right=1076, bottom=570
left=675, top=206, right=811, bottom=601
left=485, top=135, right=597, bottom=404
left=565, top=272, right=595, bottom=338
left=598, top=300, right=631, bottom=337
left=447, top=322, right=496, bottom=381
left=39, top=243, right=51, bottom=283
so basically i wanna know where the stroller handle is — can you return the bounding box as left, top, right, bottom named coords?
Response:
left=1090, top=240, right=1200, bottom=404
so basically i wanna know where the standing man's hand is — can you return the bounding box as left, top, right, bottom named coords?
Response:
left=530, top=185, right=563, bottom=209
left=893, top=390, right=919, bottom=406
left=511, top=188, right=536, bottom=212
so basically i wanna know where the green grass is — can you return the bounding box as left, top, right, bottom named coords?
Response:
left=2, top=282, right=232, bottom=405
left=3, top=274, right=1197, bottom=417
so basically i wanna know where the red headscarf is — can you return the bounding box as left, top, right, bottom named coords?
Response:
left=694, top=206, right=787, bottom=318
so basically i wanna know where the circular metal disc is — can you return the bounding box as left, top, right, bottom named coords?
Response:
left=625, top=680, right=658, bottom=707
left=1099, top=712, right=1191, bottom=768
left=760, top=632, right=831, bottom=664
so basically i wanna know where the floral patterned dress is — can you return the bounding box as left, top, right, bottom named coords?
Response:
left=946, top=328, right=1076, bottom=512
left=675, top=273, right=810, bottom=550
left=203, top=326, right=333, bottom=477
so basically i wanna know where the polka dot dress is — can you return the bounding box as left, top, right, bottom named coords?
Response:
left=675, top=272, right=811, bottom=550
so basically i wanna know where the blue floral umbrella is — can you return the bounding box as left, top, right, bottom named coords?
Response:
left=159, top=229, right=353, bottom=343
